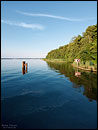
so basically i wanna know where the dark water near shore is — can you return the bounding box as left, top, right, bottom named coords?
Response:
left=1, top=59, right=97, bottom=129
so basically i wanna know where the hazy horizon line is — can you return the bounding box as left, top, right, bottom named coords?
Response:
left=1, top=57, right=44, bottom=59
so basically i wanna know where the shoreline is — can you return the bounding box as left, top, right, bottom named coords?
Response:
left=42, top=59, right=66, bottom=63
left=43, top=59, right=97, bottom=72
left=72, top=64, right=97, bottom=72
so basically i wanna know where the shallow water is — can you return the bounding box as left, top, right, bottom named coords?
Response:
left=1, top=59, right=97, bottom=129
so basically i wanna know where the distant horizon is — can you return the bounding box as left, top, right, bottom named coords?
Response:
left=1, top=57, right=45, bottom=59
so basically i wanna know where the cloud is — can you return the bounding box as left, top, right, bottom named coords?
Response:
left=1, top=19, right=44, bottom=30
left=16, top=10, right=96, bottom=22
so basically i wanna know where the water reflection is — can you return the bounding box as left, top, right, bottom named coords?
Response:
left=46, top=61, right=97, bottom=101
left=22, top=67, right=28, bottom=75
left=75, top=68, right=81, bottom=77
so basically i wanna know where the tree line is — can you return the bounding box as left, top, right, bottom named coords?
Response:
left=46, top=24, right=97, bottom=65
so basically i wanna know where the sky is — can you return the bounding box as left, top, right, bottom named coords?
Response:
left=1, top=1, right=97, bottom=58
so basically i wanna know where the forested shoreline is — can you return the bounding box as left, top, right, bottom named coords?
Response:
left=46, top=24, right=97, bottom=71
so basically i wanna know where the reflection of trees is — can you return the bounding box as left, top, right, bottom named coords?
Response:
left=46, top=61, right=97, bottom=101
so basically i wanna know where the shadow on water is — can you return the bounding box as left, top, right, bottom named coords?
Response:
left=46, top=61, right=97, bottom=101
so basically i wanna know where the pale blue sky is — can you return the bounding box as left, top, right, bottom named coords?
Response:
left=1, top=1, right=97, bottom=58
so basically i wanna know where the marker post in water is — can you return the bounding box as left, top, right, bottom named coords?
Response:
left=22, top=61, right=28, bottom=75
left=22, top=61, right=25, bottom=69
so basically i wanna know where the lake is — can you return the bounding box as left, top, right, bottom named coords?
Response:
left=1, top=59, right=97, bottom=129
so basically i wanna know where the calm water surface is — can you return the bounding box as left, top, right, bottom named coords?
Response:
left=1, top=59, right=97, bottom=129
